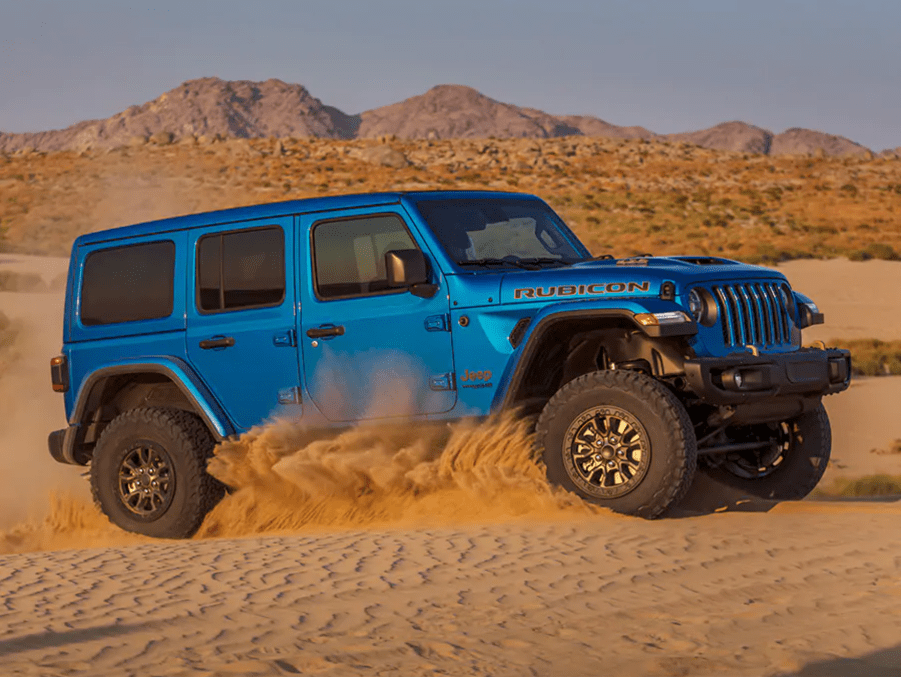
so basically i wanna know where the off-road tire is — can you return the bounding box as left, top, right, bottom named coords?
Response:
left=536, top=370, right=697, bottom=518
left=703, top=403, right=831, bottom=501
left=90, top=407, right=224, bottom=538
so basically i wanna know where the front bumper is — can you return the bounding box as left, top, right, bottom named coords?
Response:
left=684, top=347, right=851, bottom=405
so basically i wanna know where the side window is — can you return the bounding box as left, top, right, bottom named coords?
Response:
left=313, top=214, right=416, bottom=299
left=81, top=241, right=175, bottom=325
left=197, top=226, right=285, bottom=312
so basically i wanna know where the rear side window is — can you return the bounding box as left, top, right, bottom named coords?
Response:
left=80, top=241, right=175, bottom=326
left=197, top=226, right=285, bottom=312
left=313, top=214, right=416, bottom=299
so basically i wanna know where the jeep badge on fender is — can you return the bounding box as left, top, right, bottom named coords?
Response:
left=49, top=190, right=851, bottom=537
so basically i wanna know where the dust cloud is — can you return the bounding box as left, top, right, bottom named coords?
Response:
left=0, top=173, right=217, bottom=552
left=0, top=279, right=88, bottom=533
left=198, top=413, right=602, bottom=538
left=1, top=413, right=604, bottom=554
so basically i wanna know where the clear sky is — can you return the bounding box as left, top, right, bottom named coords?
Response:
left=1, top=0, right=898, bottom=150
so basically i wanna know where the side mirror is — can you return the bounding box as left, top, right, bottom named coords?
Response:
left=385, top=249, right=439, bottom=298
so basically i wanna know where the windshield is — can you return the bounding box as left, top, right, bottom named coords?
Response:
left=413, top=198, right=586, bottom=267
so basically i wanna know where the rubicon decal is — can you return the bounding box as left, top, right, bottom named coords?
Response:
left=513, top=281, right=651, bottom=300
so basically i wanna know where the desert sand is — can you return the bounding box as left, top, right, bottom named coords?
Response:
left=1, top=505, right=900, bottom=677
left=1, top=255, right=900, bottom=677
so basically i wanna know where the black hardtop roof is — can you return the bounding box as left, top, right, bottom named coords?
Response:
left=74, top=190, right=539, bottom=247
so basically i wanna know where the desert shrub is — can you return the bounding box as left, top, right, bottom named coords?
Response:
left=864, top=242, right=898, bottom=260
left=815, top=474, right=901, bottom=497
left=763, top=186, right=783, bottom=201
left=847, top=243, right=899, bottom=261
left=810, top=224, right=839, bottom=235
left=743, top=243, right=783, bottom=264
left=823, top=338, right=901, bottom=375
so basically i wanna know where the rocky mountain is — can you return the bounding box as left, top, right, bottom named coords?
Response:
left=665, top=121, right=774, bottom=154
left=355, top=85, right=652, bottom=140
left=0, top=77, right=879, bottom=156
left=769, top=127, right=870, bottom=157
left=0, top=78, right=357, bottom=152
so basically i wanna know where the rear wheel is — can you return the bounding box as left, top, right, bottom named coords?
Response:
left=703, top=403, right=831, bottom=500
left=90, top=407, right=224, bottom=538
left=536, top=370, right=697, bottom=518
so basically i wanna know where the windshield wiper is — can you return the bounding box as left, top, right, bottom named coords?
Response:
left=517, top=257, right=573, bottom=267
left=457, top=257, right=573, bottom=270
left=457, top=258, right=536, bottom=270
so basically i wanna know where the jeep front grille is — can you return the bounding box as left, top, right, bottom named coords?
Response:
left=711, top=282, right=792, bottom=348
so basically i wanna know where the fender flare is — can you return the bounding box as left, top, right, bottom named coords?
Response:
left=70, top=358, right=235, bottom=441
left=493, top=302, right=697, bottom=412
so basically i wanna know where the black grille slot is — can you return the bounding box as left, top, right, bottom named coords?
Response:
left=712, top=282, right=791, bottom=348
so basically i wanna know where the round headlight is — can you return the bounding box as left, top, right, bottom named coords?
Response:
left=688, top=288, right=704, bottom=322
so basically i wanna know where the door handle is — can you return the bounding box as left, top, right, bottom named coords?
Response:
left=306, top=325, right=345, bottom=339
left=199, top=336, right=235, bottom=350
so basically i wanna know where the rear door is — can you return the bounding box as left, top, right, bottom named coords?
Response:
left=299, top=207, right=456, bottom=422
left=185, top=217, right=301, bottom=430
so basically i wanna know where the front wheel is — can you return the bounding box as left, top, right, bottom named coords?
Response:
left=702, top=403, right=831, bottom=500
left=90, top=407, right=224, bottom=538
left=536, top=370, right=697, bottom=518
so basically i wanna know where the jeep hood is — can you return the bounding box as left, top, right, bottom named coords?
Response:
left=495, top=256, right=787, bottom=305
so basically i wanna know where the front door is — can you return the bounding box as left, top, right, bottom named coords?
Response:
left=299, top=208, right=456, bottom=422
left=185, top=217, right=301, bottom=430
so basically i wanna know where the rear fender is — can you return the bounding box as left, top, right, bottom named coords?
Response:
left=70, top=358, right=235, bottom=440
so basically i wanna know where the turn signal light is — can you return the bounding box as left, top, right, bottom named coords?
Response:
left=634, top=311, right=691, bottom=326
left=50, top=355, right=69, bottom=393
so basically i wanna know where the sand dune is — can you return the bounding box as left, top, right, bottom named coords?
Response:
left=778, top=259, right=901, bottom=342
left=2, top=255, right=901, bottom=676
left=1, top=505, right=900, bottom=676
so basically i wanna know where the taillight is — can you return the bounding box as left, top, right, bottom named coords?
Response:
left=50, top=355, right=69, bottom=393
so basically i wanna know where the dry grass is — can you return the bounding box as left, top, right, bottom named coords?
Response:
left=815, top=440, right=901, bottom=497
left=1, top=137, right=901, bottom=260
left=814, top=474, right=901, bottom=498
left=824, top=338, right=901, bottom=376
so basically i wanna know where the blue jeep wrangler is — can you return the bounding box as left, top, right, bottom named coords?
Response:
left=49, top=191, right=851, bottom=537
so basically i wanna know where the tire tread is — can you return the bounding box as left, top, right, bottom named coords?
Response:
left=536, top=370, right=697, bottom=518
left=89, top=407, right=222, bottom=538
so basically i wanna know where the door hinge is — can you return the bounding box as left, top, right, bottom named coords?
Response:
left=425, top=314, right=451, bottom=332
left=273, top=329, right=297, bottom=347
left=429, top=373, right=455, bottom=391
left=278, top=386, right=303, bottom=405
